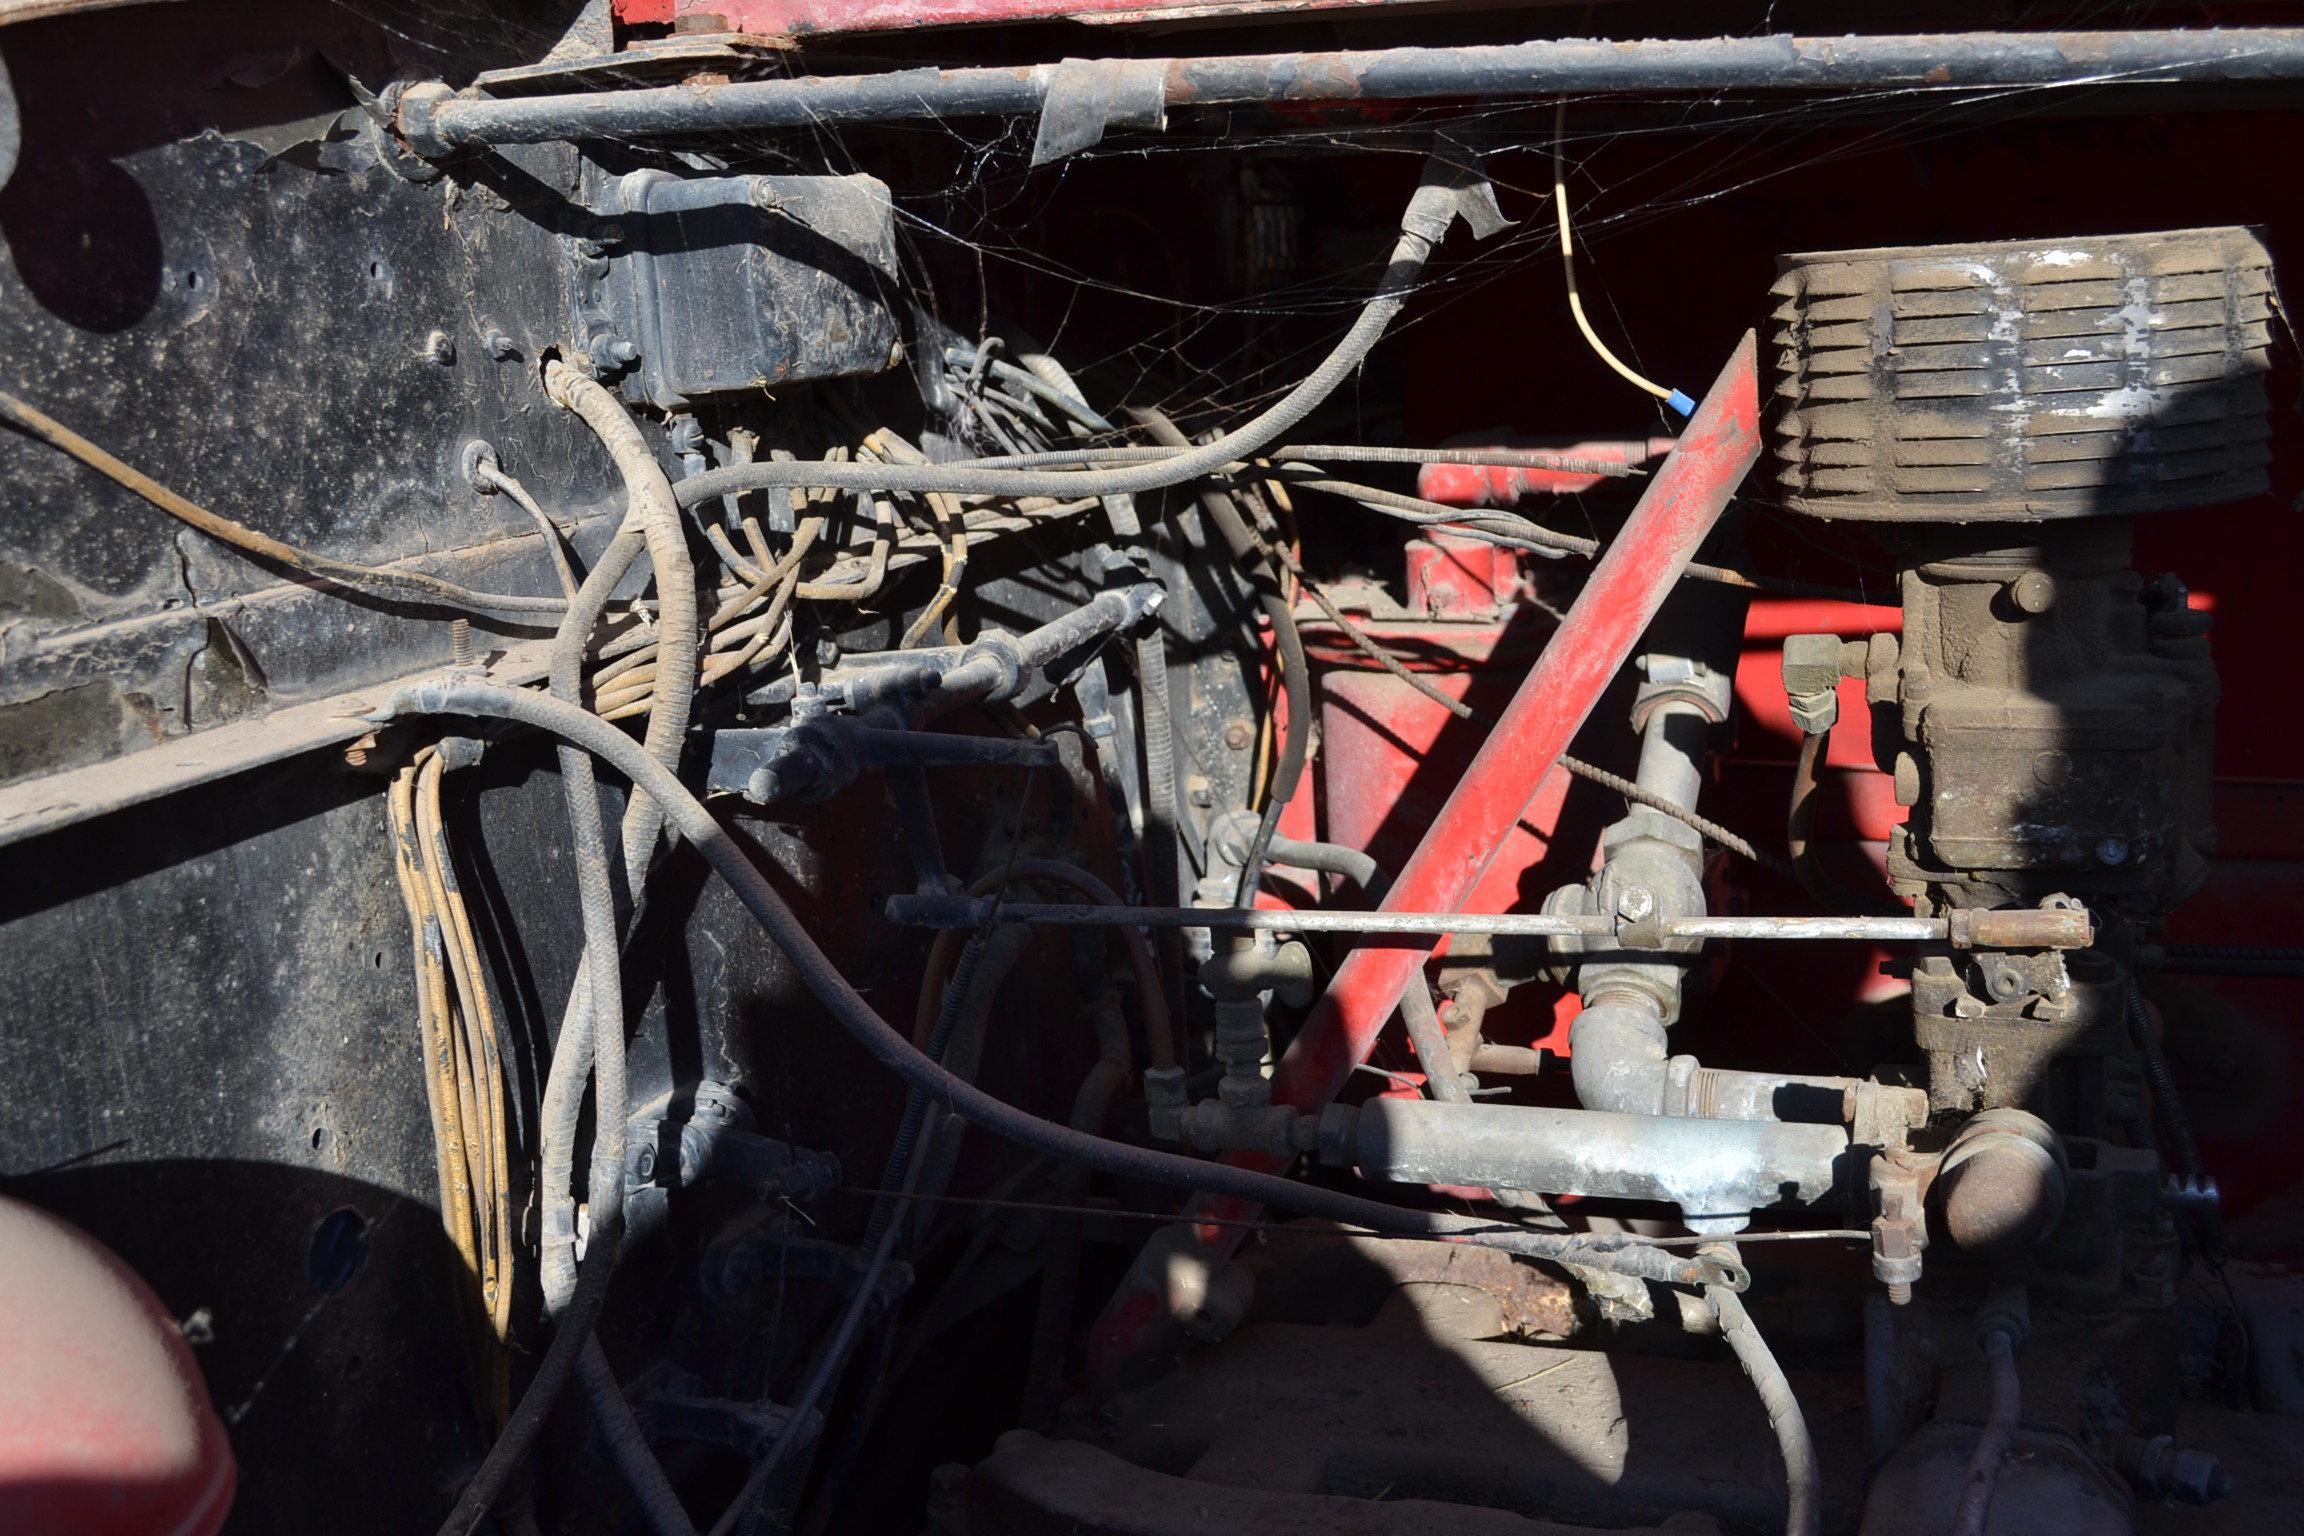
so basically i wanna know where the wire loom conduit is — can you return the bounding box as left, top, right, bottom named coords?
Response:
left=535, top=359, right=702, bottom=1316
left=1707, top=1247, right=1821, bottom=1536
left=374, top=676, right=1734, bottom=1290
left=1132, top=406, right=1309, bottom=908
left=664, top=160, right=1490, bottom=514
left=0, top=388, right=570, bottom=615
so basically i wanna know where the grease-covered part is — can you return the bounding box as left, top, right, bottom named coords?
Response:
left=1935, top=1108, right=2070, bottom=1260
left=1770, top=227, right=2275, bottom=521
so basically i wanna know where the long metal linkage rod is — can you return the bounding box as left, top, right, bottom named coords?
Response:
left=398, top=30, right=2304, bottom=152
left=1086, top=334, right=1764, bottom=1376
left=877, top=896, right=2095, bottom=950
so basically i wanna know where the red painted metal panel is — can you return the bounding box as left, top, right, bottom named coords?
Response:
left=0, top=1195, right=235, bottom=1536
left=1416, top=437, right=1681, bottom=504
left=1089, top=333, right=1762, bottom=1372
left=1267, top=333, right=1759, bottom=1121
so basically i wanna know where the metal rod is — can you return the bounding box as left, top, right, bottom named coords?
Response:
left=1086, top=335, right=1765, bottom=1377
left=876, top=896, right=2078, bottom=948
left=401, top=31, right=2304, bottom=152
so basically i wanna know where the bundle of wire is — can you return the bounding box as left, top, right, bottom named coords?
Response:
left=385, top=745, right=515, bottom=1428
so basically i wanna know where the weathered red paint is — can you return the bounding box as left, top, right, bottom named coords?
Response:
left=0, top=1195, right=236, bottom=1536
left=1401, top=531, right=1512, bottom=620
left=1088, top=333, right=1763, bottom=1373
left=1416, top=436, right=1681, bottom=504
left=1271, top=334, right=1759, bottom=1120
left=617, top=0, right=1409, bottom=36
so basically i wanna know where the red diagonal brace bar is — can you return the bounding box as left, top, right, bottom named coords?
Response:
left=1089, top=331, right=1761, bottom=1375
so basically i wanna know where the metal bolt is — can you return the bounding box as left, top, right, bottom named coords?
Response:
left=1222, top=719, right=1253, bottom=751
left=599, top=336, right=641, bottom=367
left=450, top=619, right=474, bottom=669
left=2009, top=570, right=2057, bottom=614
left=2170, top=1448, right=2235, bottom=1506
left=1615, top=884, right=1656, bottom=922
left=1987, top=964, right=2023, bottom=1000
left=2097, top=836, right=2130, bottom=866
left=635, top=1143, right=657, bottom=1181
left=483, top=330, right=519, bottom=361
left=422, top=331, right=456, bottom=366
left=1886, top=1280, right=1913, bottom=1306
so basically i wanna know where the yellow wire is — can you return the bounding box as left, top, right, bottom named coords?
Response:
left=1553, top=102, right=1675, bottom=404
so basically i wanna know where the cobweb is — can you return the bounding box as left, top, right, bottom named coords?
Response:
left=322, top=2, right=2260, bottom=593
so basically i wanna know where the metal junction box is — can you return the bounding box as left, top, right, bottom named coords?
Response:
left=594, top=169, right=902, bottom=409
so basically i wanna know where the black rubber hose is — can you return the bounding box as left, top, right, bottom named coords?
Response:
left=910, top=925, right=1040, bottom=1216
left=1951, top=1325, right=2021, bottom=1536
left=1264, top=832, right=1386, bottom=897
left=1788, top=731, right=1897, bottom=915
left=375, top=678, right=1727, bottom=1291
left=432, top=675, right=631, bottom=1536
left=579, top=1339, right=699, bottom=1536
left=703, top=1169, right=914, bottom=1536
left=1132, top=408, right=1308, bottom=909
left=1134, top=624, right=1189, bottom=1031
left=668, top=229, right=1439, bottom=509
left=2154, top=944, right=2304, bottom=979
left=864, top=927, right=993, bottom=1249
left=2124, top=981, right=2204, bottom=1184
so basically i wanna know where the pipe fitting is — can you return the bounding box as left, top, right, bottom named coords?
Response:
left=2117, top=1434, right=2235, bottom=1507
left=1936, top=1108, right=2068, bottom=1262
left=392, top=79, right=456, bottom=160
left=1199, top=939, right=1314, bottom=1005
left=1569, top=990, right=1674, bottom=1117
left=1326, top=1097, right=1850, bottom=1227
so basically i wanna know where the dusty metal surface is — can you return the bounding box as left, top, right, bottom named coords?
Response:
left=402, top=32, right=2304, bottom=153
left=618, top=0, right=1437, bottom=34
left=966, top=1433, right=1702, bottom=1536
left=1077, top=1268, right=1867, bottom=1532
left=0, top=637, right=554, bottom=848
left=1771, top=228, right=2275, bottom=521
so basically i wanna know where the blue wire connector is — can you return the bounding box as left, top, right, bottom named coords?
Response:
left=1664, top=389, right=1698, bottom=419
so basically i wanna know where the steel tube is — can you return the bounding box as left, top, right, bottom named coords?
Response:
left=1335, top=1097, right=1850, bottom=1226
left=1086, top=335, right=1764, bottom=1375
left=403, top=31, right=2304, bottom=151
left=874, top=897, right=2053, bottom=947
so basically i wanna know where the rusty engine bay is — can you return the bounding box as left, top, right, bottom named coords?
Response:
left=2, top=3, right=2304, bottom=1534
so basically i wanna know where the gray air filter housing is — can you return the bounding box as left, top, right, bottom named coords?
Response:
left=1770, top=227, right=2275, bottom=522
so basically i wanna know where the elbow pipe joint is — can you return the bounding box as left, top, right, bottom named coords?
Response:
left=1569, top=989, right=1680, bottom=1118
left=1199, top=939, right=1314, bottom=1005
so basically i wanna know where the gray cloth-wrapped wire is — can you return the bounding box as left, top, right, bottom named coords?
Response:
left=378, top=676, right=1734, bottom=1293
left=1707, top=1254, right=1821, bottom=1536
left=1952, top=1326, right=2022, bottom=1536
left=669, top=173, right=1453, bottom=509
